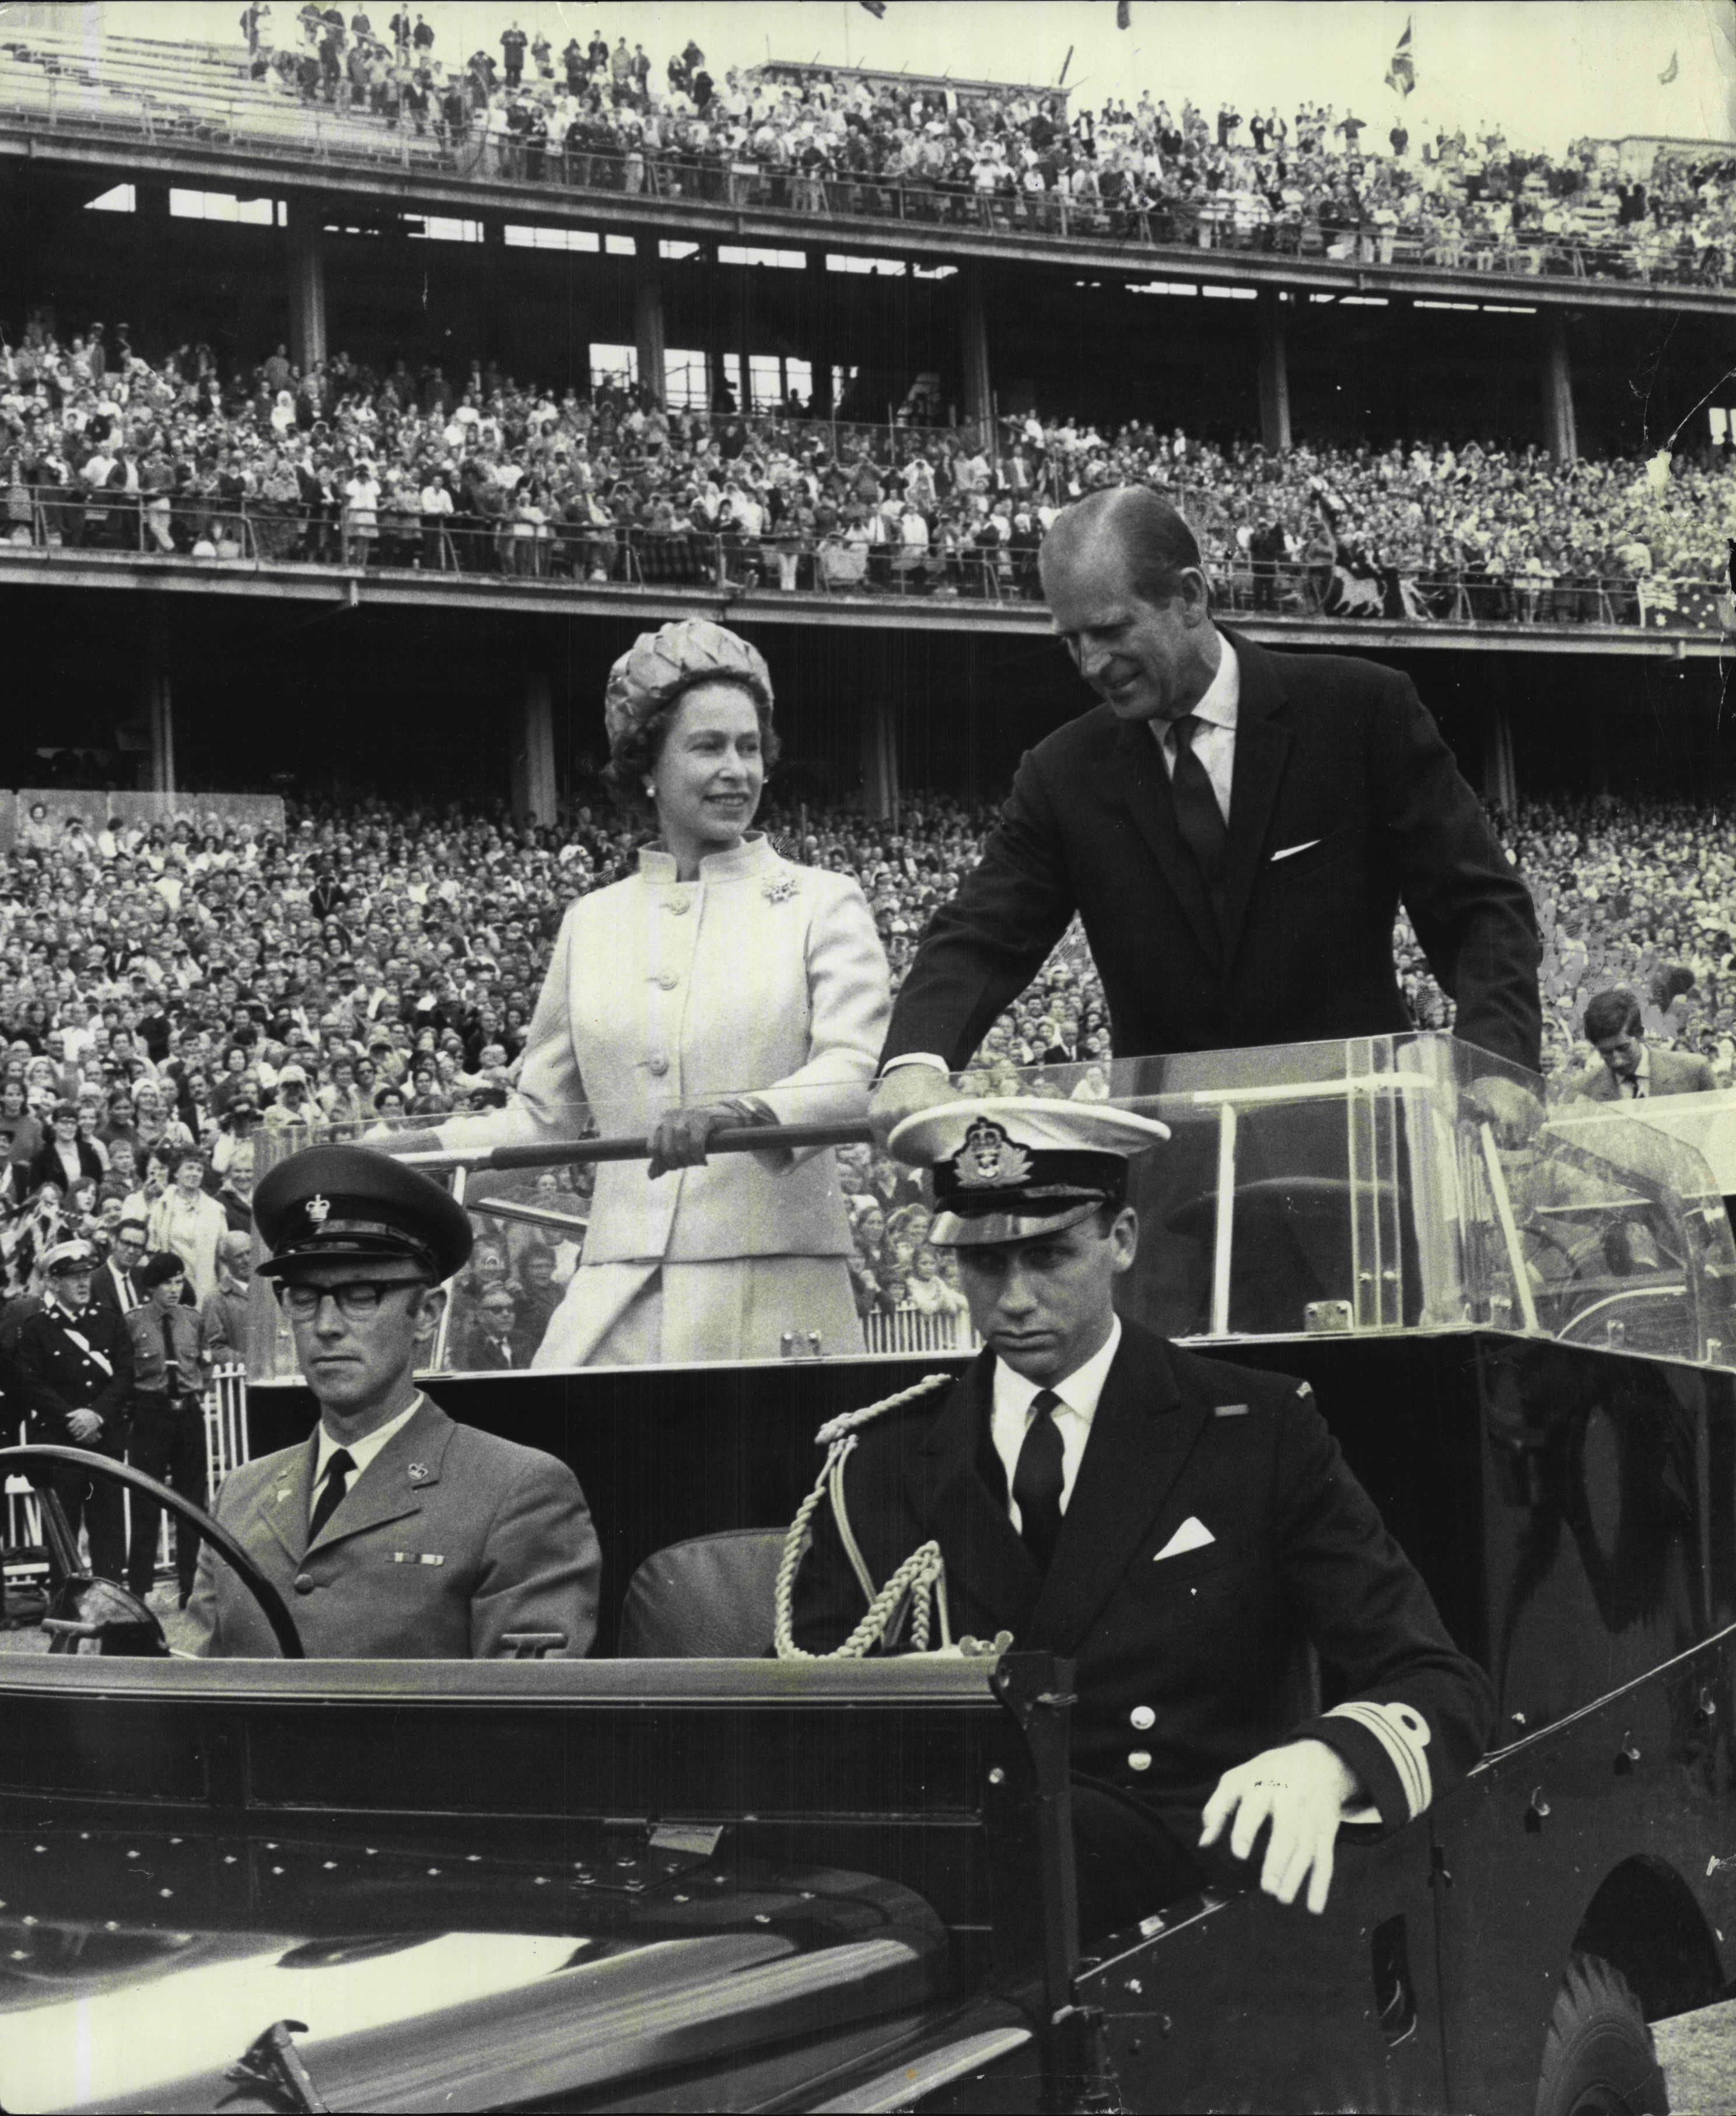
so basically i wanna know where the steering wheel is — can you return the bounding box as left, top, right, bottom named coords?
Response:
left=0, top=1445, right=304, bottom=1658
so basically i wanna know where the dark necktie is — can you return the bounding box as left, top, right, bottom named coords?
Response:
left=308, top=1448, right=355, bottom=1544
left=160, top=1309, right=180, bottom=1396
left=1012, top=1389, right=1065, bottom=1571
left=1167, top=714, right=1229, bottom=887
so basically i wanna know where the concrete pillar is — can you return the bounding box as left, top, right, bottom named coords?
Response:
left=1542, top=312, right=1577, bottom=463
left=1482, top=695, right=1517, bottom=816
left=144, top=657, right=174, bottom=797
left=700, top=241, right=732, bottom=410
left=286, top=197, right=327, bottom=373
left=634, top=248, right=667, bottom=405
left=861, top=696, right=899, bottom=824
left=478, top=215, right=506, bottom=361
left=512, top=674, right=558, bottom=827
left=1256, top=289, right=1292, bottom=453
left=807, top=250, right=835, bottom=419
left=957, top=263, right=993, bottom=453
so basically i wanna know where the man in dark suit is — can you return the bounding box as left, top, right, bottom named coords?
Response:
left=13, top=1240, right=136, bottom=1582
left=1567, top=987, right=1718, bottom=1102
left=870, top=486, right=1541, bottom=1148
left=794, top=1103, right=1492, bottom=1939
left=90, top=1214, right=148, bottom=1325
left=185, top=1143, right=600, bottom=1659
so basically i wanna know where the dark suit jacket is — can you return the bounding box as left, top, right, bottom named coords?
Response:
left=883, top=631, right=1541, bottom=1073
left=89, top=1258, right=141, bottom=1327
left=12, top=1297, right=136, bottom=1455
left=1567, top=1045, right=1718, bottom=1101
left=184, top=1395, right=601, bottom=1659
left=794, top=1323, right=1492, bottom=1840
left=24, top=1137, right=106, bottom=1197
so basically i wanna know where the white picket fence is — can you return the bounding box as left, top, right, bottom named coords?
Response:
left=863, top=1305, right=978, bottom=1356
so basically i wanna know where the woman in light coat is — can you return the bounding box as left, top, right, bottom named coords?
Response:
left=440, top=619, right=890, bottom=1367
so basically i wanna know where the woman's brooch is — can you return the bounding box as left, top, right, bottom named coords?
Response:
left=763, top=875, right=799, bottom=905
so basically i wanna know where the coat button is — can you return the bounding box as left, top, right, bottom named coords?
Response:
left=647, top=1055, right=669, bottom=1076
left=1128, top=1750, right=1153, bottom=1772
left=657, top=972, right=678, bottom=990
left=1130, top=1705, right=1156, bottom=1731
left=293, top=1574, right=316, bottom=1595
left=666, top=898, right=691, bottom=916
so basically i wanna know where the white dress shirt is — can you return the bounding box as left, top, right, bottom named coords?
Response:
left=1151, top=634, right=1239, bottom=825
left=991, top=1315, right=1122, bottom=1531
left=1618, top=1046, right=1651, bottom=1098
left=314, top=1392, right=424, bottom=1493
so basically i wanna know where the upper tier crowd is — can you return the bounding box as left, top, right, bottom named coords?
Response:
left=2, top=315, right=1732, bottom=625
left=4, top=781, right=1736, bottom=1348
left=235, top=8, right=1736, bottom=287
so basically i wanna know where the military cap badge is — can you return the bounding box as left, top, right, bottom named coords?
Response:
left=953, top=1115, right=1034, bottom=1189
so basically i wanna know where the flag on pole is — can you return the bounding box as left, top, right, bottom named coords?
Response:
left=1385, top=17, right=1415, bottom=96
left=1659, top=49, right=1679, bottom=84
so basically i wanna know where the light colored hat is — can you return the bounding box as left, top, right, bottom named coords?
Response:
left=43, top=1239, right=99, bottom=1276
left=891, top=1096, right=1170, bottom=1248
left=602, top=619, right=772, bottom=751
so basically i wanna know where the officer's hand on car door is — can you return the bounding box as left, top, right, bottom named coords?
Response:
left=1199, top=1737, right=1361, bottom=1914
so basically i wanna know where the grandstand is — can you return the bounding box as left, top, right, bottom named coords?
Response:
left=2, top=3, right=1736, bottom=992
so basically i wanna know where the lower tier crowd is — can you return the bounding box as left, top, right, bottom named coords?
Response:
left=3, top=783, right=1734, bottom=1357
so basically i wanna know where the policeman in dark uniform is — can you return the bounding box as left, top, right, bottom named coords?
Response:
left=13, top=1239, right=136, bottom=1582
left=793, top=1101, right=1493, bottom=1939
left=185, top=1144, right=601, bottom=1659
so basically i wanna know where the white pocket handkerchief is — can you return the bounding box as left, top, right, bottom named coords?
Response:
left=1269, top=839, right=1322, bottom=864
left=1154, top=1516, right=1216, bottom=1561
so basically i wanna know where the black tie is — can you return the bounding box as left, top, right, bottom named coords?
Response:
left=308, top=1448, right=355, bottom=1544
left=1012, top=1389, right=1065, bottom=1571
left=160, top=1309, right=180, bottom=1397
left=1167, top=714, right=1229, bottom=887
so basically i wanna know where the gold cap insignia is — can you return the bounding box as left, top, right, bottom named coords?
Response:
left=953, top=1115, right=1034, bottom=1190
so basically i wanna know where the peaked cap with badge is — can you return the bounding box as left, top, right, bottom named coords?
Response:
left=253, top=1143, right=473, bottom=1283
left=890, top=1098, right=1171, bottom=1247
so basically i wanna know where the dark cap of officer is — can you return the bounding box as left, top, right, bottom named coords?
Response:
left=253, top=1143, right=471, bottom=1283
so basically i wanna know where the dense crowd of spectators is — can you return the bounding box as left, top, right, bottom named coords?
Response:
left=225, top=9, right=1736, bottom=288
left=4, top=780, right=1736, bottom=1357
left=4, top=312, right=1735, bottom=626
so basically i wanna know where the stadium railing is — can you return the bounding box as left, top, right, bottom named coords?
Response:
left=6, top=493, right=1721, bottom=629
left=0, top=32, right=1726, bottom=295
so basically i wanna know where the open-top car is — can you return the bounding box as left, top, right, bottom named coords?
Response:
left=2, top=1032, right=1732, bottom=2114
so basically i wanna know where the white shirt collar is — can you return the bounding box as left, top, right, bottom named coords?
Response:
left=991, top=1316, right=1124, bottom=1526
left=1150, top=633, right=1239, bottom=745
left=995, top=1313, right=1123, bottom=1426
left=1192, top=635, right=1240, bottom=730
left=314, top=1392, right=424, bottom=1487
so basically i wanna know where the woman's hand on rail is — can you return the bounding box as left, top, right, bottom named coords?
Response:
left=646, top=1104, right=740, bottom=1179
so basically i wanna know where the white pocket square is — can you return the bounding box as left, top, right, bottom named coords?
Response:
left=1154, top=1516, right=1216, bottom=1561
left=1269, top=839, right=1321, bottom=863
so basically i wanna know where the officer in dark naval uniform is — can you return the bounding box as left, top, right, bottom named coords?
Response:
left=184, top=1144, right=601, bottom=1659
left=13, top=1239, right=136, bottom=1582
left=793, top=1101, right=1493, bottom=1939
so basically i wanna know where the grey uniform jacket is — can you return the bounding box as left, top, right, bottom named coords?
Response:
left=183, top=1394, right=600, bottom=1659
